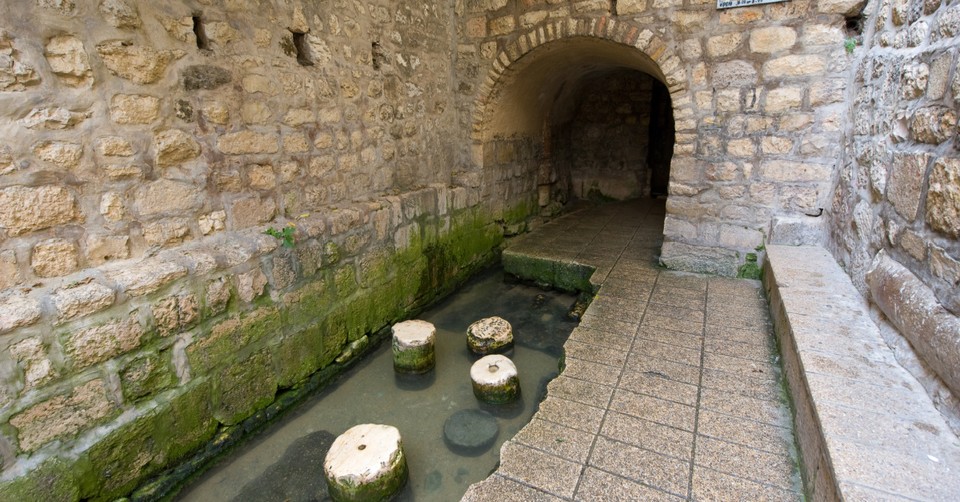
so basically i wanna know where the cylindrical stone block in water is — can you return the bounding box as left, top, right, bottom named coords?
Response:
left=467, top=316, right=513, bottom=354
left=392, top=320, right=436, bottom=373
left=471, top=354, right=520, bottom=404
left=324, top=424, right=408, bottom=502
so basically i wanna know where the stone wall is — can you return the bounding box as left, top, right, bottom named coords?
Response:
left=558, top=69, right=657, bottom=201
left=0, top=1, right=516, bottom=498
left=831, top=0, right=960, bottom=423
left=455, top=0, right=858, bottom=276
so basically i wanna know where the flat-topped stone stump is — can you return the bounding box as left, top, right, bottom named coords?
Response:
left=467, top=316, right=513, bottom=354
left=392, top=319, right=436, bottom=374
left=471, top=354, right=520, bottom=404
left=323, top=424, right=408, bottom=502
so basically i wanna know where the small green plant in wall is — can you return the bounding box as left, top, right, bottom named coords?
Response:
left=844, top=37, right=857, bottom=54
left=265, top=222, right=297, bottom=248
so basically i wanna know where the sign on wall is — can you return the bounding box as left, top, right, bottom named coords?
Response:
left=717, top=0, right=788, bottom=9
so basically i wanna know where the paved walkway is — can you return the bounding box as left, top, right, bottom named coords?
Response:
left=464, top=199, right=803, bottom=501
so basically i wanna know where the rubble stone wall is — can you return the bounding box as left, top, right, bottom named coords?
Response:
left=831, top=0, right=960, bottom=420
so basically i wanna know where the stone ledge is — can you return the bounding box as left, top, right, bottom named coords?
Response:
left=763, top=245, right=960, bottom=501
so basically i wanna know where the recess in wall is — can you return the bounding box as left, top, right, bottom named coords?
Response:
left=193, top=15, right=209, bottom=50
left=293, top=32, right=313, bottom=66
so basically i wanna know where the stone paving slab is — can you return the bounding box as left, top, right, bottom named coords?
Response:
left=464, top=200, right=803, bottom=501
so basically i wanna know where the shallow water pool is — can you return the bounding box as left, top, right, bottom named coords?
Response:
left=177, top=267, right=579, bottom=501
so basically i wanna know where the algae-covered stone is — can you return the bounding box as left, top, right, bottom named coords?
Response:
left=470, top=354, right=520, bottom=404
left=467, top=316, right=513, bottom=354
left=392, top=319, right=436, bottom=373
left=324, top=424, right=408, bottom=502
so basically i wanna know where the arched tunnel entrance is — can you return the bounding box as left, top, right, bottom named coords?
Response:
left=475, top=36, right=676, bottom=218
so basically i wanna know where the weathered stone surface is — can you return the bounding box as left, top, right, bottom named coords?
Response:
left=763, top=55, right=826, bottom=79
left=143, top=218, right=192, bottom=247
left=214, top=349, right=277, bottom=425
left=33, top=141, right=82, bottom=169
left=0, top=186, right=79, bottom=236
left=135, top=179, right=202, bottom=217
left=229, top=195, right=276, bottom=228
left=96, top=41, right=182, bottom=84
left=910, top=106, right=957, bottom=144
left=120, top=352, right=175, bottom=401
left=154, top=129, right=201, bottom=167
left=44, top=35, right=92, bottom=87
left=65, top=315, right=144, bottom=368
left=99, top=0, right=141, bottom=28
left=888, top=152, right=929, bottom=220
left=711, top=60, right=757, bottom=88
left=52, top=281, right=115, bottom=323
left=109, top=93, right=160, bottom=124
left=19, top=106, right=90, bottom=129
left=85, top=234, right=130, bottom=266
left=106, top=258, right=187, bottom=296
left=901, top=63, right=929, bottom=99
left=96, top=136, right=135, bottom=157
left=181, top=65, right=232, bottom=90
left=198, top=210, right=226, bottom=235
left=152, top=293, right=198, bottom=335
left=0, top=33, right=40, bottom=91
left=9, top=337, right=56, bottom=389
left=819, top=0, right=866, bottom=15
left=217, top=131, right=280, bottom=155
left=749, top=26, right=797, bottom=53
left=31, top=238, right=79, bottom=278
left=867, top=252, right=960, bottom=398
left=237, top=267, right=268, bottom=303
left=759, top=160, right=832, bottom=182
left=10, top=379, right=115, bottom=452
left=926, top=157, right=960, bottom=237
left=0, top=250, right=19, bottom=289
left=0, top=293, right=42, bottom=334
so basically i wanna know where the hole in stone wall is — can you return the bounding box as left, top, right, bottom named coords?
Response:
left=192, top=15, right=209, bottom=50
left=292, top=32, right=313, bottom=66
left=610, top=0, right=618, bottom=16
left=372, top=41, right=385, bottom=70
left=845, top=11, right=864, bottom=36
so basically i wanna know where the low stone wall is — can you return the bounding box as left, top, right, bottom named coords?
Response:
left=0, top=184, right=505, bottom=500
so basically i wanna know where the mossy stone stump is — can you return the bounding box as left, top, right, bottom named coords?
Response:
left=467, top=316, right=513, bottom=354
left=323, top=424, right=408, bottom=502
left=471, top=354, right=520, bottom=404
left=391, top=320, right=436, bottom=374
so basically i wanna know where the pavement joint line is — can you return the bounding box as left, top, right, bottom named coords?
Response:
left=685, top=278, right=709, bottom=500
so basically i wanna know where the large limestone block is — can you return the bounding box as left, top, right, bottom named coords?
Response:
left=324, top=424, right=408, bottom=501
left=0, top=185, right=80, bottom=236
left=9, top=379, right=115, bottom=452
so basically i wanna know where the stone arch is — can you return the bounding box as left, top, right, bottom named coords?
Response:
left=469, top=16, right=688, bottom=218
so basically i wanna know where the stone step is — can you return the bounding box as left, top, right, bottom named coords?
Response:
left=763, top=245, right=960, bottom=501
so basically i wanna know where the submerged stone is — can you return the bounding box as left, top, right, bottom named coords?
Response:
left=443, top=409, right=498, bottom=455
left=324, top=424, right=408, bottom=502
left=471, top=354, right=520, bottom=404
left=467, top=316, right=513, bottom=354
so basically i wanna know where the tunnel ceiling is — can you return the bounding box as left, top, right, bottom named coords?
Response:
left=483, top=36, right=667, bottom=140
